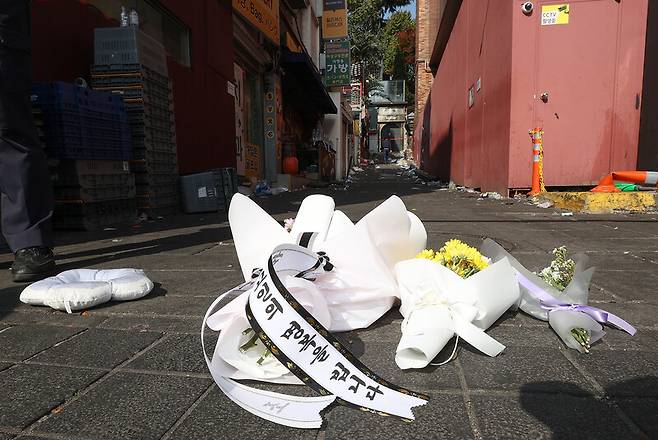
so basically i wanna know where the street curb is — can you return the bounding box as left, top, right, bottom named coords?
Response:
left=541, top=191, right=657, bottom=213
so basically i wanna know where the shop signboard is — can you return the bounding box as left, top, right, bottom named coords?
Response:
left=322, top=0, right=347, bottom=39
left=233, top=0, right=280, bottom=44
left=350, top=82, right=362, bottom=111
left=245, top=142, right=262, bottom=178
left=234, top=64, right=245, bottom=175
left=263, top=73, right=278, bottom=180
left=324, top=39, right=350, bottom=87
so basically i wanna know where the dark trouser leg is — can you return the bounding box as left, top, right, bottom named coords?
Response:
left=0, top=47, right=54, bottom=253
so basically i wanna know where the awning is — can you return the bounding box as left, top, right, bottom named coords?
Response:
left=281, top=49, right=338, bottom=115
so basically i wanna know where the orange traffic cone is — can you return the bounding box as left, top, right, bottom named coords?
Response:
left=528, top=128, right=545, bottom=196
left=591, top=171, right=658, bottom=192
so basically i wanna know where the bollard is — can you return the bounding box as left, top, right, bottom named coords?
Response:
left=528, top=128, right=546, bottom=196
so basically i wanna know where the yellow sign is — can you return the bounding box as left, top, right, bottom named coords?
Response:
left=541, top=4, right=569, bottom=26
left=323, top=8, right=348, bottom=39
left=244, top=142, right=262, bottom=178
left=233, top=0, right=280, bottom=44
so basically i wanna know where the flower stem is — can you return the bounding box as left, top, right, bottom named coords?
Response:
left=571, top=328, right=591, bottom=353
left=257, top=350, right=271, bottom=365
left=240, top=329, right=260, bottom=353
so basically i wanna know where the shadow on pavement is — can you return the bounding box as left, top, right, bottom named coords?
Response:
left=520, top=377, right=658, bottom=439
left=53, top=225, right=232, bottom=272
left=0, top=285, right=21, bottom=320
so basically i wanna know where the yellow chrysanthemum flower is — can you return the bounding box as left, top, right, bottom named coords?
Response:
left=416, top=249, right=435, bottom=260
left=416, top=239, right=489, bottom=278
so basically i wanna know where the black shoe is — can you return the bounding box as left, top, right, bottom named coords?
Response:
left=12, top=247, right=56, bottom=283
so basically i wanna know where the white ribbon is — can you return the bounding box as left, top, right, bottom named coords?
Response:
left=202, top=288, right=336, bottom=429
left=394, top=258, right=519, bottom=370
left=401, top=290, right=505, bottom=357
left=203, top=245, right=428, bottom=428
left=396, top=288, right=505, bottom=369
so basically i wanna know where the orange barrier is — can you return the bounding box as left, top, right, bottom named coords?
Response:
left=591, top=171, right=658, bottom=192
left=528, top=128, right=546, bottom=196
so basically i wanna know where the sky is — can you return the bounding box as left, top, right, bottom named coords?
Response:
left=389, top=1, right=416, bottom=19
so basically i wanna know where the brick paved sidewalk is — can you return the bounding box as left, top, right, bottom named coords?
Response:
left=0, top=165, right=656, bottom=439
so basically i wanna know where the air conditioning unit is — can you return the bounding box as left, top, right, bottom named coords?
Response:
left=315, top=0, right=323, bottom=17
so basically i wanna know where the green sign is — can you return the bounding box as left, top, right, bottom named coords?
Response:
left=324, top=39, right=350, bottom=87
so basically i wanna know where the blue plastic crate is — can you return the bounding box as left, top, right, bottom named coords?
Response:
left=33, top=82, right=126, bottom=115
left=33, top=82, right=132, bottom=161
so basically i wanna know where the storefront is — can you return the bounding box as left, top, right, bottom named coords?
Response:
left=31, top=0, right=236, bottom=174
left=280, top=47, right=337, bottom=182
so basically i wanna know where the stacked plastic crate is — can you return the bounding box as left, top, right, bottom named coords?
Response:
left=31, top=82, right=137, bottom=230
left=91, top=26, right=180, bottom=217
left=180, top=168, right=239, bottom=214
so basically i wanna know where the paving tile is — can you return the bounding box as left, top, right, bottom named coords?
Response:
left=89, top=253, right=240, bottom=271
left=472, top=393, right=638, bottom=439
left=601, top=328, right=658, bottom=351
left=460, top=347, right=594, bottom=395
left=554, top=233, right=658, bottom=253
left=126, top=333, right=216, bottom=374
left=167, top=387, right=316, bottom=440
left=594, top=301, right=658, bottom=328
left=485, top=325, right=564, bottom=349
left=0, top=309, right=108, bottom=328
left=97, top=315, right=200, bottom=334
left=90, top=294, right=215, bottom=318
left=321, top=392, right=473, bottom=440
left=0, top=325, right=83, bottom=362
left=592, top=269, right=658, bottom=301
left=495, top=310, right=549, bottom=329
left=331, top=326, right=460, bottom=391
left=30, top=328, right=161, bottom=369
left=573, top=351, right=658, bottom=397
left=144, top=269, right=244, bottom=297
left=0, top=364, right=103, bottom=429
left=357, top=342, right=461, bottom=392
left=586, top=251, right=658, bottom=271
left=35, top=372, right=210, bottom=440
left=617, top=398, right=658, bottom=438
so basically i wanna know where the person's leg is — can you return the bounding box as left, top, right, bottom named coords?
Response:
left=0, top=45, right=55, bottom=282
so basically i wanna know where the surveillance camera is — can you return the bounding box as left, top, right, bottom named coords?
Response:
left=521, top=2, right=534, bottom=14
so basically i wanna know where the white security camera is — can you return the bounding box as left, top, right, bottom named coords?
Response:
left=521, top=2, right=534, bottom=14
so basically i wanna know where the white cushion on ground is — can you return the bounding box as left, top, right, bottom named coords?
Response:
left=20, top=279, right=111, bottom=312
left=20, top=268, right=154, bottom=313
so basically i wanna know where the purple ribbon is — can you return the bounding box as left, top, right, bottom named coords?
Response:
left=516, top=272, right=636, bottom=336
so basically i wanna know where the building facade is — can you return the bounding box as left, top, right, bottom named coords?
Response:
left=31, top=0, right=340, bottom=185
left=415, top=0, right=656, bottom=194
left=32, top=0, right=236, bottom=175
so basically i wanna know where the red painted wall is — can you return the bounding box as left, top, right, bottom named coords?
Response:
left=420, top=0, right=647, bottom=193
left=423, top=0, right=513, bottom=193
left=509, top=0, right=648, bottom=188
left=31, top=0, right=236, bottom=174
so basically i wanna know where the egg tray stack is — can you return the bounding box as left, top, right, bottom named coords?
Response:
left=91, top=63, right=179, bottom=217
left=48, top=159, right=138, bottom=231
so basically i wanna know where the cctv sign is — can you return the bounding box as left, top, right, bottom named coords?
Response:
left=541, top=4, right=569, bottom=26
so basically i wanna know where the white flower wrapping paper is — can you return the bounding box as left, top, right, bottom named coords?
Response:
left=208, top=193, right=427, bottom=382
left=480, top=239, right=607, bottom=352
left=393, top=257, right=520, bottom=369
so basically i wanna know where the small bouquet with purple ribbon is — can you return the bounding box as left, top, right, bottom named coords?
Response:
left=480, top=239, right=636, bottom=353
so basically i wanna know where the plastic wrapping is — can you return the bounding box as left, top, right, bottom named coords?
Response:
left=393, top=258, right=519, bottom=369
left=212, top=194, right=427, bottom=382
left=480, top=238, right=634, bottom=353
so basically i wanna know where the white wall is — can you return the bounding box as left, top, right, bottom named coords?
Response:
left=296, top=4, right=320, bottom=68
left=323, top=91, right=343, bottom=180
